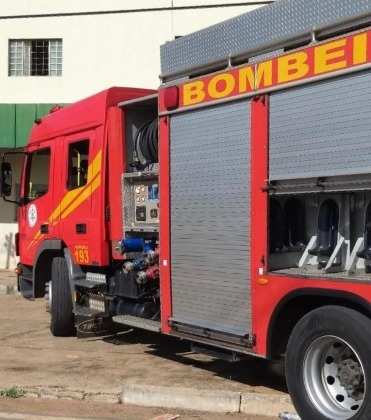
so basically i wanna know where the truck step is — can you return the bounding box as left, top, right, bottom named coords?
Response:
left=74, top=279, right=106, bottom=289
left=112, top=315, right=161, bottom=333
left=191, top=343, right=241, bottom=362
left=74, top=273, right=107, bottom=289
left=74, top=304, right=104, bottom=318
left=85, top=272, right=106, bottom=285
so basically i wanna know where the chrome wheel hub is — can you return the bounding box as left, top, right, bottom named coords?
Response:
left=303, top=335, right=366, bottom=419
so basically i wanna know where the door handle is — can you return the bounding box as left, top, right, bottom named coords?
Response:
left=40, top=224, right=49, bottom=234
left=76, top=224, right=87, bottom=234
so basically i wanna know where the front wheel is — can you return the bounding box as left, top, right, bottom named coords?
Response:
left=50, top=256, right=75, bottom=337
left=286, top=306, right=371, bottom=420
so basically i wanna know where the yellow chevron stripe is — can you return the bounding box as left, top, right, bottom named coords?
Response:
left=27, top=150, right=102, bottom=250
left=87, top=150, right=102, bottom=181
left=61, top=172, right=101, bottom=220
left=49, top=150, right=102, bottom=224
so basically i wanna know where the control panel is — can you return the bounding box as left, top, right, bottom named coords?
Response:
left=134, top=183, right=159, bottom=224
left=122, top=169, right=159, bottom=232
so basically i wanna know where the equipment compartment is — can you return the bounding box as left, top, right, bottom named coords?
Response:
left=268, top=190, right=371, bottom=280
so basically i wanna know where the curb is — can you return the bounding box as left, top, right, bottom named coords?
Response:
left=121, top=383, right=240, bottom=413
left=0, top=284, right=18, bottom=296
left=0, top=412, right=99, bottom=420
left=14, top=384, right=296, bottom=417
left=22, top=386, right=121, bottom=404
left=121, top=383, right=295, bottom=415
left=240, top=393, right=295, bottom=416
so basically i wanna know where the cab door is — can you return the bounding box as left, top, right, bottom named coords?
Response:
left=59, top=130, right=104, bottom=266
left=19, top=142, right=58, bottom=265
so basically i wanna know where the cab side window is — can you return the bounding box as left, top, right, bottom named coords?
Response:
left=67, top=140, right=89, bottom=190
left=25, top=148, right=51, bottom=201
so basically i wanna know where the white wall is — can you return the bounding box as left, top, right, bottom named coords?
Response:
left=0, top=0, right=268, bottom=103
left=0, top=223, right=18, bottom=270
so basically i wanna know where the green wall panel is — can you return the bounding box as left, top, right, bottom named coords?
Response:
left=0, top=104, right=16, bottom=148
left=0, top=103, right=62, bottom=148
left=15, top=104, right=37, bottom=148
left=36, top=104, right=55, bottom=119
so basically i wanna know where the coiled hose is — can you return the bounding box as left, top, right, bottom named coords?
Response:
left=133, top=119, right=158, bottom=169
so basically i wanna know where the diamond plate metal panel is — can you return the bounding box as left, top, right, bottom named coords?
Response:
left=269, top=70, right=371, bottom=180
left=161, top=0, right=371, bottom=78
left=170, top=100, right=251, bottom=336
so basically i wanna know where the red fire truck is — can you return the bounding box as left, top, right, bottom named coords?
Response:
left=3, top=1, right=371, bottom=419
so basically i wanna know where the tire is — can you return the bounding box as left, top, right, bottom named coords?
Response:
left=286, top=306, right=371, bottom=420
left=45, top=281, right=51, bottom=313
left=50, top=256, right=75, bottom=337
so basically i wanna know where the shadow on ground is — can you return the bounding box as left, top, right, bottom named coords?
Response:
left=97, top=328, right=287, bottom=393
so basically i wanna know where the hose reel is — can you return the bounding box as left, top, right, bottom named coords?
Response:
left=132, top=119, right=158, bottom=169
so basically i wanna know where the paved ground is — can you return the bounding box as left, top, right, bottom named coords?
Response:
left=0, top=398, right=274, bottom=420
left=0, top=271, right=289, bottom=418
left=0, top=294, right=287, bottom=395
left=0, top=270, right=17, bottom=289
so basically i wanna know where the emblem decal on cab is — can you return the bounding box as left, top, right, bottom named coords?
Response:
left=28, top=204, right=38, bottom=228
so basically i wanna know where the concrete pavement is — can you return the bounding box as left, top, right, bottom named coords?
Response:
left=0, top=271, right=294, bottom=417
left=0, top=270, right=18, bottom=295
left=0, top=398, right=275, bottom=420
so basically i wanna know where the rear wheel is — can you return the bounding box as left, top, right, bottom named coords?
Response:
left=50, top=256, right=75, bottom=337
left=286, top=306, right=371, bottom=420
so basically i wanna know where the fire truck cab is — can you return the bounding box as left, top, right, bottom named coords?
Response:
left=9, top=87, right=157, bottom=303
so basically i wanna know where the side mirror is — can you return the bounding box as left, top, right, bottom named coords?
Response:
left=0, top=161, right=13, bottom=197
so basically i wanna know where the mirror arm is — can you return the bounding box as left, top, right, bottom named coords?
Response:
left=1, top=151, right=27, bottom=205
left=2, top=197, right=21, bottom=205
left=1, top=150, right=26, bottom=157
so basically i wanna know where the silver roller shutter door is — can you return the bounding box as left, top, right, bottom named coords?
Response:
left=170, top=100, right=252, bottom=336
left=270, top=70, right=371, bottom=181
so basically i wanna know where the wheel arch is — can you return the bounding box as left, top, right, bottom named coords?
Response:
left=33, top=241, right=83, bottom=300
left=267, top=288, right=371, bottom=360
left=32, top=240, right=63, bottom=298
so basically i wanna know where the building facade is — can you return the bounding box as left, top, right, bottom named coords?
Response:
left=0, top=0, right=267, bottom=269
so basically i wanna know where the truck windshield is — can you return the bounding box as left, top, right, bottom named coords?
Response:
left=25, top=148, right=50, bottom=201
